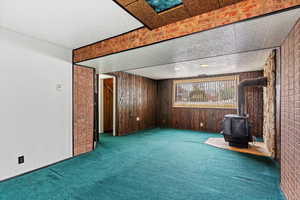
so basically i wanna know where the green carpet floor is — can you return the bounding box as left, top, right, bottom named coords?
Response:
left=0, top=128, right=285, bottom=200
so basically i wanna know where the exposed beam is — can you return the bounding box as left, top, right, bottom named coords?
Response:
left=73, top=0, right=300, bottom=63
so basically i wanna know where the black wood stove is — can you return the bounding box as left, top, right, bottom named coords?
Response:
left=221, top=77, right=267, bottom=148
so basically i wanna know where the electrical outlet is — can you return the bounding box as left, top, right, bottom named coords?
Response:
left=18, top=156, right=24, bottom=164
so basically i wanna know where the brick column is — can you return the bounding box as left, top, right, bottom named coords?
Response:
left=73, top=65, right=95, bottom=156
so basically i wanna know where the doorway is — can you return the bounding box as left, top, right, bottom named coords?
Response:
left=98, top=74, right=116, bottom=140
left=103, top=78, right=113, bottom=133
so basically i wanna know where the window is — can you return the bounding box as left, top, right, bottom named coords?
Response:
left=145, top=0, right=183, bottom=13
left=173, top=76, right=239, bottom=109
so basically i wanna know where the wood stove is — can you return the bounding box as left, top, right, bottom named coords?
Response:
left=221, top=77, right=267, bottom=148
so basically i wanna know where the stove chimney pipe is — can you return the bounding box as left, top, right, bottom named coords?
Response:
left=238, top=77, right=268, bottom=116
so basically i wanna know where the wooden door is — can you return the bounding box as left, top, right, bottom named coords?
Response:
left=103, top=78, right=113, bottom=133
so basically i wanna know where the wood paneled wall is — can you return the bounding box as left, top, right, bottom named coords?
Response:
left=110, top=71, right=263, bottom=137
left=112, top=72, right=157, bottom=136
left=103, top=78, right=114, bottom=132
left=157, top=71, right=264, bottom=137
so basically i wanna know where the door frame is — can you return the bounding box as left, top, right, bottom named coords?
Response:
left=98, top=74, right=117, bottom=137
left=94, top=74, right=99, bottom=145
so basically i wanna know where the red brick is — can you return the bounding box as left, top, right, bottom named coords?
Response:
left=73, top=65, right=94, bottom=156
left=281, top=19, right=300, bottom=200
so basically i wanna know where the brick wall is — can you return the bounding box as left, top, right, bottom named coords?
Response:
left=74, top=0, right=300, bottom=63
left=73, top=65, right=95, bottom=156
left=280, top=19, right=300, bottom=200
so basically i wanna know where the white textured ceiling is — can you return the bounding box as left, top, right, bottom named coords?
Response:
left=0, top=0, right=143, bottom=49
left=78, top=8, right=300, bottom=77
left=126, top=49, right=273, bottom=79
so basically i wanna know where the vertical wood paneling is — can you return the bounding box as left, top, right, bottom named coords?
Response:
left=110, top=71, right=263, bottom=137
left=103, top=78, right=113, bottom=132
left=157, top=71, right=264, bottom=136
left=112, top=72, right=157, bottom=136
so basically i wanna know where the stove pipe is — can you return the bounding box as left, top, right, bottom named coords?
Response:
left=238, top=77, right=268, bottom=116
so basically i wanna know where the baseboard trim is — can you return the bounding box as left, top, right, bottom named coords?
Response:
left=0, top=156, right=74, bottom=183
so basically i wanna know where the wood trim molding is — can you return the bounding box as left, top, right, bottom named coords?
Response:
left=115, top=0, right=244, bottom=29
left=173, top=75, right=239, bottom=83
left=73, top=1, right=300, bottom=63
left=172, top=75, right=239, bottom=109
left=173, top=104, right=237, bottom=109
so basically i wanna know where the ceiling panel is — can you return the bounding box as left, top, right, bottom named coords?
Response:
left=79, top=8, right=300, bottom=75
left=234, top=9, right=300, bottom=52
left=169, top=26, right=236, bottom=62
left=125, top=49, right=273, bottom=79
left=87, top=43, right=171, bottom=73
left=0, top=0, right=143, bottom=49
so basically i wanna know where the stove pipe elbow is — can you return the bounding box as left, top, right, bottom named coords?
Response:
left=238, top=77, right=268, bottom=116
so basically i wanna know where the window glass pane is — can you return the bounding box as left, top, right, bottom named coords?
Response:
left=146, top=0, right=183, bottom=13
left=173, top=76, right=238, bottom=108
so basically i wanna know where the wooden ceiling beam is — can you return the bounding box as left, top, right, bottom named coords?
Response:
left=219, top=0, right=244, bottom=7
left=115, top=0, right=245, bottom=29
left=183, top=0, right=220, bottom=16
left=126, top=0, right=166, bottom=29
left=73, top=0, right=300, bottom=63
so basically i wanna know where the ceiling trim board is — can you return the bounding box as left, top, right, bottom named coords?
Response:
left=118, top=0, right=138, bottom=7
left=72, top=49, right=74, bottom=64
left=129, top=70, right=264, bottom=81
left=74, top=5, right=300, bottom=64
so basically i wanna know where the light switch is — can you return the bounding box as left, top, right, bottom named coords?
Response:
left=56, top=84, right=63, bottom=91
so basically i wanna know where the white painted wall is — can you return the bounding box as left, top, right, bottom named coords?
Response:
left=0, top=27, right=73, bottom=181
